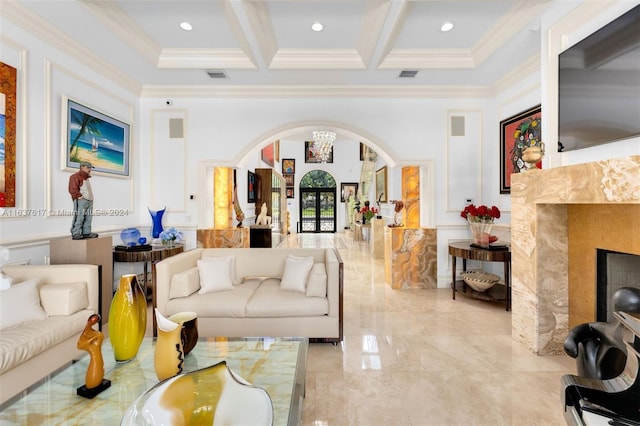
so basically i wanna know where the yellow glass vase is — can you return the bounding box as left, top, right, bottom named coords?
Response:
left=108, top=274, right=147, bottom=362
left=154, top=308, right=185, bottom=381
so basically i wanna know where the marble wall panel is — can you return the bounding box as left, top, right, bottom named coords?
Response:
left=384, top=227, right=437, bottom=289
left=511, top=156, right=640, bottom=355
left=197, top=228, right=249, bottom=248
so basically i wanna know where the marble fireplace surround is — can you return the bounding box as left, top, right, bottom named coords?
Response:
left=510, top=156, right=640, bottom=355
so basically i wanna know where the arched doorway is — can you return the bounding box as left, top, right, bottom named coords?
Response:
left=299, top=170, right=336, bottom=233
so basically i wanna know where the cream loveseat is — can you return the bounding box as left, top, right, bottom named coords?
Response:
left=0, top=264, right=99, bottom=404
left=155, top=248, right=343, bottom=343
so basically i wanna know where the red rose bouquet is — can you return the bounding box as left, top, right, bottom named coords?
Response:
left=460, top=204, right=501, bottom=223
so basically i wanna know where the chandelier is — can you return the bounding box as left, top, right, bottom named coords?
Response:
left=311, top=131, right=336, bottom=163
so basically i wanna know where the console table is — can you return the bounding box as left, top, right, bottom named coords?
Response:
left=448, top=241, right=511, bottom=311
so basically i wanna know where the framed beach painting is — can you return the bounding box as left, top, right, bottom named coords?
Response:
left=62, top=97, right=130, bottom=177
left=500, top=105, right=542, bottom=193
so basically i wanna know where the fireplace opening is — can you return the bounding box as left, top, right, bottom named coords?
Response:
left=596, top=249, right=640, bottom=322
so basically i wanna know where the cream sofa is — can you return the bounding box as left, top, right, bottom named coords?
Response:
left=155, top=248, right=343, bottom=343
left=0, top=264, right=100, bottom=404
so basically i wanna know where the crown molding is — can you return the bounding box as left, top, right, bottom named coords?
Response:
left=471, top=1, right=549, bottom=67
left=141, top=84, right=491, bottom=98
left=378, top=49, right=475, bottom=69
left=1, top=1, right=141, bottom=95
left=269, top=49, right=366, bottom=69
left=157, top=48, right=257, bottom=69
left=79, top=0, right=161, bottom=66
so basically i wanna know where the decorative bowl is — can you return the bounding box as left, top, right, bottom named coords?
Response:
left=461, top=271, right=500, bottom=292
left=120, top=228, right=141, bottom=246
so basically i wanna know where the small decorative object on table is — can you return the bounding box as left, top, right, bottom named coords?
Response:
left=76, top=314, right=111, bottom=398
left=160, top=227, right=183, bottom=247
left=120, top=228, right=141, bottom=247
left=154, top=309, right=185, bottom=381
left=360, top=202, right=378, bottom=224
left=461, top=271, right=501, bottom=292
left=168, top=311, right=198, bottom=356
left=461, top=204, right=500, bottom=248
left=122, top=360, right=273, bottom=426
left=148, top=207, right=166, bottom=239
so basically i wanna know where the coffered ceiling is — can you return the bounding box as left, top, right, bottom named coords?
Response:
left=3, top=1, right=575, bottom=95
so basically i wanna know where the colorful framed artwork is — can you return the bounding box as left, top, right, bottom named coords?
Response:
left=284, top=173, right=294, bottom=187
left=282, top=158, right=295, bottom=174
left=0, top=62, right=17, bottom=207
left=286, top=187, right=294, bottom=199
left=261, top=143, right=275, bottom=167
left=247, top=170, right=256, bottom=203
left=62, top=97, right=130, bottom=177
left=340, top=182, right=358, bottom=203
left=375, top=166, right=387, bottom=203
left=500, top=105, right=542, bottom=193
left=304, top=141, right=333, bottom=163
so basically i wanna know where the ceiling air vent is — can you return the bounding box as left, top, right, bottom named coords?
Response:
left=399, top=70, right=418, bottom=78
left=206, top=70, right=228, bottom=79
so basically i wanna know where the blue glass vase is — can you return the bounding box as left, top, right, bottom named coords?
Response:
left=149, top=207, right=166, bottom=238
left=121, top=228, right=141, bottom=246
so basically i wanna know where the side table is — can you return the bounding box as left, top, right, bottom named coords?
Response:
left=448, top=241, right=511, bottom=311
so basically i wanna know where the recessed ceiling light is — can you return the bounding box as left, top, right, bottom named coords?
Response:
left=311, top=22, right=323, bottom=32
left=441, top=22, right=454, bottom=32
left=180, top=22, right=193, bottom=31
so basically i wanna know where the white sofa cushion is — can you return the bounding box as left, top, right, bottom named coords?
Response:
left=197, top=257, right=234, bottom=294
left=280, top=255, right=314, bottom=293
left=39, top=282, right=88, bottom=316
left=0, top=279, right=47, bottom=331
left=246, top=278, right=329, bottom=317
left=0, top=309, right=91, bottom=374
left=166, top=279, right=262, bottom=318
left=306, top=263, right=327, bottom=297
left=170, top=267, right=200, bottom=299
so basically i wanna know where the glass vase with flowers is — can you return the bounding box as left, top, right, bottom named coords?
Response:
left=159, top=227, right=183, bottom=247
left=360, top=205, right=378, bottom=224
left=460, top=204, right=500, bottom=247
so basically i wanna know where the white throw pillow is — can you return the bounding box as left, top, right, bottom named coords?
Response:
left=39, top=282, right=88, bottom=316
left=0, top=272, right=13, bottom=290
left=201, top=254, right=241, bottom=285
left=0, top=278, right=47, bottom=331
left=306, top=263, right=327, bottom=297
left=280, top=255, right=314, bottom=293
left=197, top=257, right=234, bottom=294
left=170, top=267, right=200, bottom=299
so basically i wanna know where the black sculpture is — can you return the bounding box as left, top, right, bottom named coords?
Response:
left=563, top=286, right=640, bottom=380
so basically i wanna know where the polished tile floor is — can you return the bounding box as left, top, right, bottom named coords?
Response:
left=282, top=232, right=576, bottom=426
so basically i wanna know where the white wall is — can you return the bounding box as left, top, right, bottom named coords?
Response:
left=2, top=0, right=638, bottom=289
left=0, top=18, right=141, bottom=265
